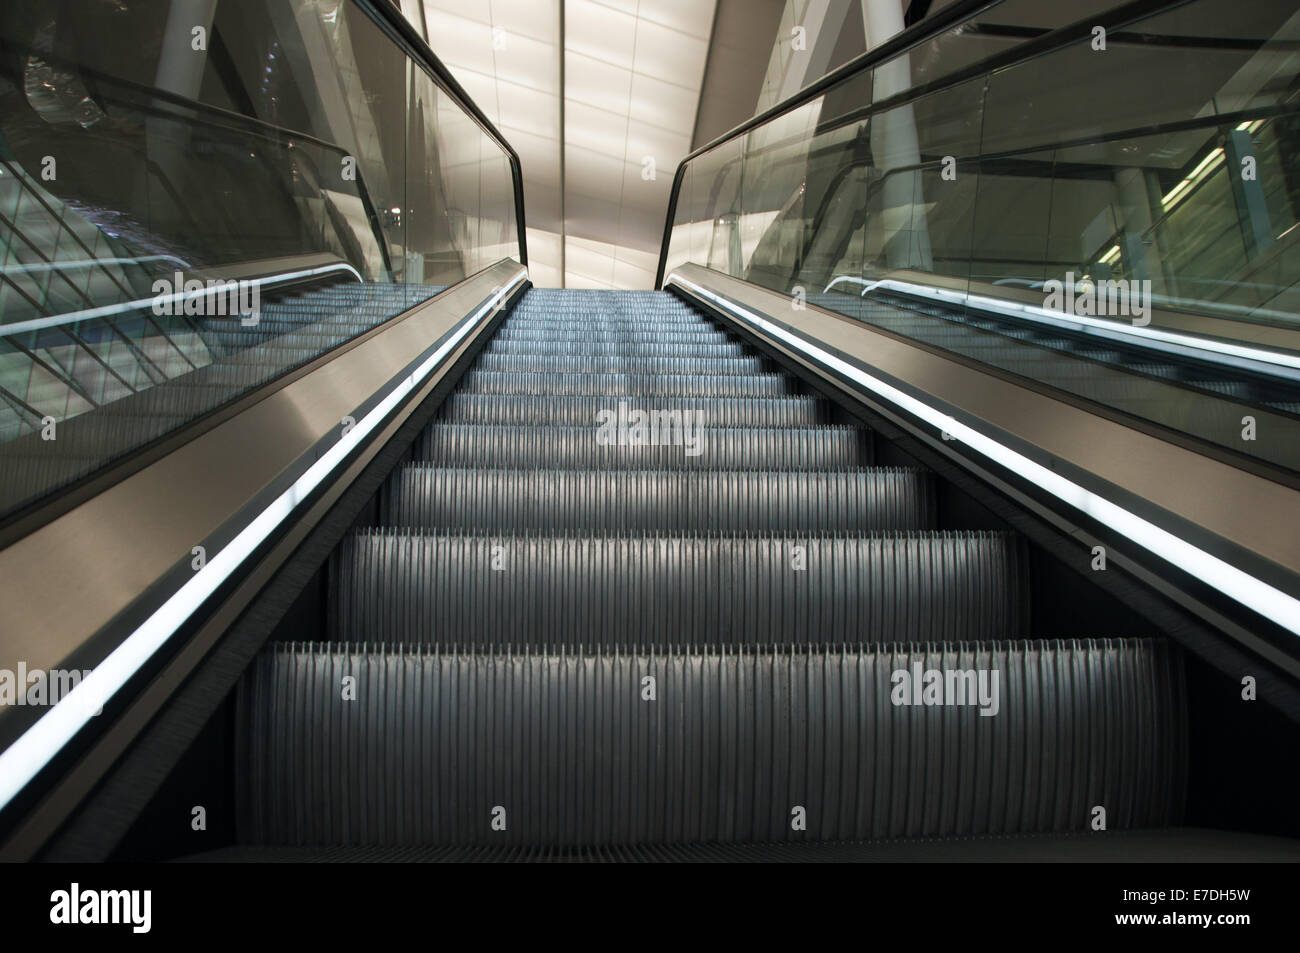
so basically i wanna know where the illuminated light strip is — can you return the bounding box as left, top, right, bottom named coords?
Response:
left=825, top=275, right=1300, bottom=379
left=672, top=272, right=1300, bottom=638
left=1162, top=147, right=1225, bottom=210
left=0, top=262, right=366, bottom=338
left=0, top=270, right=525, bottom=811
left=0, top=254, right=192, bottom=275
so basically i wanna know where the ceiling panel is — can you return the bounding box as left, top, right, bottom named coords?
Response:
left=565, top=52, right=635, bottom=115
left=565, top=149, right=627, bottom=205
left=566, top=0, right=638, bottom=67
left=492, top=33, right=558, bottom=91
left=628, top=71, right=700, bottom=133
left=631, top=20, right=709, bottom=89
left=588, top=0, right=639, bottom=17
left=423, top=8, right=497, bottom=74
left=415, top=0, right=716, bottom=287
left=423, top=0, right=491, bottom=24
left=488, top=0, right=557, bottom=42
left=625, top=124, right=691, bottom=172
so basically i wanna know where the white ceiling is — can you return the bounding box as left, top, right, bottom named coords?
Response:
left=406, top=0, right=716, bottom=288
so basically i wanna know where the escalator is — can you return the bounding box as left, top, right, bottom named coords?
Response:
left=153, top=286, right=1234, bottom=860
left=2, top=0, right=1300, bottom=870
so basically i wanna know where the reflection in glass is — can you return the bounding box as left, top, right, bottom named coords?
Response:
left=665, top=0, right=1300, bottom=475
left=0, top=0, right=522, bottom=517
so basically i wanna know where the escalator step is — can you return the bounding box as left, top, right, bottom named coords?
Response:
left=487, top=340, right=749, bottom=357
left=236, top=639, right=1185, bottom=846
left=329, top=530, right=1025, bottom=644
left=413, top=423, right=870, bottom=468
left=459, top=370, right=796, bottom=397
left=473, top=354, right=767, bottom=375
left=383, top=467, right=935, bottom=532
left=439, top=394, right=831, bottom=427
left=500, top=317, right=713, bottom=328
left=494, top=328, right=730, bottom=344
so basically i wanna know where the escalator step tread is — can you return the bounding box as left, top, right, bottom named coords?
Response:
left=414, top=423, right=870, bottom=468
left=494, top=330, right=731, bottom=343
left=458, top=370, right=797, bottom=397
left=473, top=354, right=766, bottom=375
left=235, top=639, right=1186, bottom=846
left=438, top=394, right=831, bottom=427
left=328, top=530, right=1026, bottom=644
left=487, top=340, right=749, bottom=356
left=382, top=466, right=935, bottom=532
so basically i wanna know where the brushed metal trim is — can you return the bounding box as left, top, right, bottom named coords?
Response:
left=667, top=264, right=1300, bottom=635
left=0, top=278, right=527, bottom=861
left=0, top=262, right=526, bottom=809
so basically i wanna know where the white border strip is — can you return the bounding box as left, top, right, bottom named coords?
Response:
left=673, top=272, right=1300, bottom=638
left=823, top=275, right=1300, bottom=380
left=0, top=270, right=525, bottom=811
left=0, top=263, right=366, bottom=338
left=1, top=255, right=192, bottom=276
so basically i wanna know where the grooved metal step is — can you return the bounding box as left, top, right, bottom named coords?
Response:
left=473, top=354, right=767, bottom=375
left=383, top=467, right=935, bottom=532
left=438, top=394, right=832, bottom=427
left=458, top=371, right=798, bottom=397
left=237, top=639, right=1186, bottom=846
left=494, top=328, right=731, bottom=344
left=499, top=317, right=714, bottom=329
left=328, top=531, right=1026, bottom=645
left=229, top=287, right=1188, bottom=856
left=413, top=423, right=870, bottom=468
left=487, top=340, right=749, bottom=357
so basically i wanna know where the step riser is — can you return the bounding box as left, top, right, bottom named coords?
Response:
left=474, top=355, right=767, bottom=375
left=487, top=341, right=748, bottom=357
left=383, top=468, right=935, bottom=532
left=414, top=425, right=870, bottom=469
left=329, top=532, right=1025, bottom=644
left=459, top=371, right=798, bottom=397
left=237, top=640, right=1186, bottom=846
left=494, top=331, right=730, bottom=343
left=438, top=395, right=830, bottom=427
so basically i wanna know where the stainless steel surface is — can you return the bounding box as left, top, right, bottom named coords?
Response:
left=0, top=261, right=525, bottom=688
left=667, top=263, right=1300, bottom=592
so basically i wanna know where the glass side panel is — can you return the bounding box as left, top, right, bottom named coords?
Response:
left=0, top=0, right=521, bottom=517
left=664, top=0, right=1300, bottom=476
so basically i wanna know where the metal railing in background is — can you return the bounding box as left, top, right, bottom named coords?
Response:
left=657, top=0, right=1300, bottom=477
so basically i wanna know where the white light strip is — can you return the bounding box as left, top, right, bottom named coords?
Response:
left=0, top=263, right=366, bottom=338
left=0, top=254, right=192, bottom=276
left=672, top=272, right=1300, bottom=638
left=825, top=275, right=1300, bottom=380
left=0, top=270, right=525, bottom=811
left=1161, top=148, right=1225, bottom=211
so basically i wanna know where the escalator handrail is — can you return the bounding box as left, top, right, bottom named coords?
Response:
left=654, top=0, right=1205, bottom=289
left=653, top=0, right=997, bottom=288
